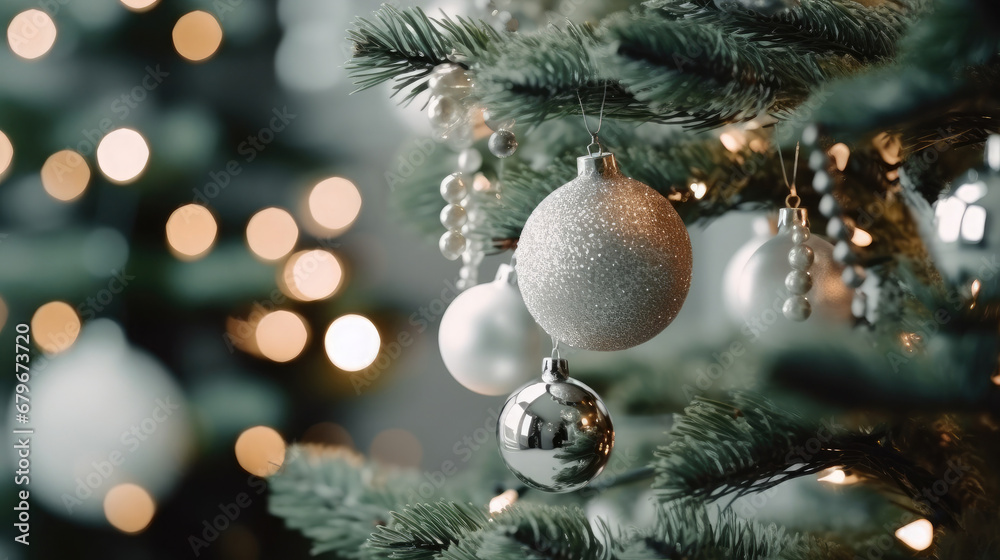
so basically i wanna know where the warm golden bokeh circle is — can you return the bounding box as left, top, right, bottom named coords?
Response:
left=255, top=310, right=308, bottom=363
left=0, top=131, right=13, bottom=179
left=96, top=128, right=150, bottom=184
left=307, top=177, right=362, bottom=235
left=104, top=484, right=156, bottom=534
left=165, top=204, right=218, bottom=260
left=246, top=207, right=299, bottom=261
left=324, top=314, right=380, bottom=372
left=7, top=10, right=57, bottom=60
left=280, top=249, right=343, bottom=301
left=31, top=301, right=81, bottom=354
left=235, top=426, right=286, bottom=477
left=173, top=11, right=223, bottom=62
left=41, top=150, right=91, bottom=202
left=120, top=0, right=160, bottom=12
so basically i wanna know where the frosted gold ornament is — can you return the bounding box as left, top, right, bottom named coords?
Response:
left=515, top=152, right=692, bottom=351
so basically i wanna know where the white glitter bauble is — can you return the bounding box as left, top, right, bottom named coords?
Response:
left=439, top=264, right=542, bottom=395
left=735, top=208, right=852, bottom=331
left=515, top=152, right=693, bottom=351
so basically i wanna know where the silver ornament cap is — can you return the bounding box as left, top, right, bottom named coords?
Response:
left=515, top=152, right=693, bottom=351
left=496, top=358, right=614, bottom=493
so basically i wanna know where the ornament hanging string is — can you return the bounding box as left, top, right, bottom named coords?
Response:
left=775, top=124, right=801, bottom=208
left=550, top=337, right=561, bottom=360
left=577, top=83, right=609, bottom=156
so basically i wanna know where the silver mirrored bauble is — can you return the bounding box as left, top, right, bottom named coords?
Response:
left=440, top=203, right=468, bottom=229
left=439, top=264, right=541, bottom=395
left=428, top=96, right=463, bottom=128
left=440, top=173, right=469, bottom=203
left=488, top=129, right=518, bottom=158
left=428, top=63, right=472, bottom=95
left=735, top=208, right=852, bottom=328
left=497, top=358, right=613, bottom=492
left=439, top=230, right=467, bottom=260
left=515, top=153, right=693, bottom=351
left=927, top=135, right=1000, bottom=293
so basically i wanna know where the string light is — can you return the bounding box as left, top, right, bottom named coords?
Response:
left=165, top=204, right=218, bottom=260
left=719, top=131, right=746, bottom=152
left=689, top=182, right=707, bottom=200
left=7, top=10, right=57, bottom=60
left=31, top=301, right=80, bottom=354
left=895, top=519, right=934, bottom=551
left=104, top=483, right=156, bottom=534
left=0, top=131, right=13, bottom=179
left=173, top=11, right=223, bottom=62
left=254, top=310, right=308, bottom=363
left=235, top=426, right=286, bottom=477
left=246, top=207, right=299, bottom=261
left=97, top=128, right=150, bottom=184
left=369, top=429, right=423, bottom=468
left=41, top=150, right=91, bottom=202
left=828, top=143, right=851, bottom=172
left=324, top=314, right=379, bottom=372
left=489, top=489, right=518, bottom=514
left=816, top=467, right=859, bottom=485
left=307, top=177, right=362, bottom=235
left=851, top=227, right=873, bottom=248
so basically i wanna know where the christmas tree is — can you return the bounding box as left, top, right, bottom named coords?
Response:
left=265, top=0, right=1000, bottom=559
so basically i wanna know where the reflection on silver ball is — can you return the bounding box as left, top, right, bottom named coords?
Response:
left=489, top=129, right=518, bottom=158
left=515, top=153, right=692, bottom=351
left=497, top=358, right=613, bottom=493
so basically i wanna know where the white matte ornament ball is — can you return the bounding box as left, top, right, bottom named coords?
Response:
left=489, top=129, right=518, bottom=158
left=515, top=152, right=692, bottom=351
left=439, top=230, right=467, bottom=260
left=440, top=173, right=468, bottom=203
left=735, top=208, right=852, bottom=329
left=439, top=264, right=541, bottom=395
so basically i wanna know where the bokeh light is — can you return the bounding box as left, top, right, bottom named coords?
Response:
left=489, top=489, right=518, bottom=514
left=255, top=310, right=308, bottom=363
left=0, top=295, right=8, bottom=334
left=246, top=207, right=298, bottom=261
left=301, top=422, right=354, bottom=449
left=104, top=483, right=156, bottom=534
left=324, top=314, right=379, bottom=372
left=280, top=249, right=343, bottom=301
left=235, top=426, right=286, bottom=477
left=307, top=177, right=362, bottom=235
left=41, top=150, right=91, bottom=202
left=895, top=519, right=934, bottom=551
left=0, top=130, right=13, bottom=179
left=31, top=301, right=80, bottom=354
left=120, top=0, right=160, bottom=12
left=166, top=204, right=218, bottom=260
left=369, top=429, right=423, bottom=468
left=828, top=143, right=851, bottom=172
left=8, top=10, right=57, bottom=60
left=96, top=128, right=150, bottom=184
left=173, top=11, right=223, bottom=62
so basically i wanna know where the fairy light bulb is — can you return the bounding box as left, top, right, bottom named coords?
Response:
left=895, top=519, right=934, bottom=551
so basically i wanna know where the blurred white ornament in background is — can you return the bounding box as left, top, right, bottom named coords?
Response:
left=722, top=216, right=772, bottom=325
left=11, top=320, right=192, bottom=523
left=439, top=264, right=542, bottom=395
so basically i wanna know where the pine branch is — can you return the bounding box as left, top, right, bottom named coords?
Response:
left=647, top=0, right=921, bottom=62
left=612, top=500, right=852, bottom=560
left=346, top=5, right=502, bottom=103
left=365, top=502, right=490, bottom=559
left=440, top=505, right=606, bottom=560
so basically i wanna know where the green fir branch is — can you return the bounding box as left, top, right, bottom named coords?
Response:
left=441, top=505, right=606, bottom=560
left=365, top=502, right=490, bottom=559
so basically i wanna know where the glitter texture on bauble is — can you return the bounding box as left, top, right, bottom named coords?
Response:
left=514, top=152, right=693, bottom=351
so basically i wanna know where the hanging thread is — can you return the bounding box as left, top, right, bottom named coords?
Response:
left=577, top=83, right=609, bottom=156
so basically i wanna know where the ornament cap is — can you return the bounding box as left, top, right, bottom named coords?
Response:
left=495, top=262, right=517, bottom=286
left=577, top=152, right=618, bottom=178
left=541, top=357, right=569, bottom=382
left=777, top=207, right=809, bottom=229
